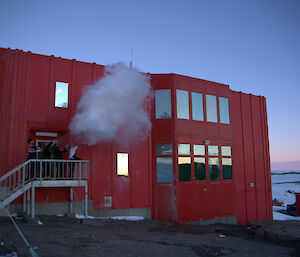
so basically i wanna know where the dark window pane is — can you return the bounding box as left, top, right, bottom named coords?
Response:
left=155, top=90, right=171, bottom=119
left=209, top=158, right=219, bottom=180
left=178, top=157, right=191, bottom=181
left=192, top=92, right=204, bottom=121
left=222, top=158, right=232, bottom=180
left=206, top=95, right=217, bottom=122
left=156, top=157, right=173, bottom=183
left=156, top=144, right=172, bottom=155
left=178, top=144, right=190, bottom=155
left=219, top=97, right=230, bottom=124
left=194, top=145, right=205, bottom=155
left=195, top=157, right=206, bottom=181
left=176, top=90, right=189, bottom=119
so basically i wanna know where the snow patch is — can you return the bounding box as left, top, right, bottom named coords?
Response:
left=273, top=211, right=300, bottom=221
left=75, top=214, right=144, bottom=221
left=111, top=216, right=144, bottom=221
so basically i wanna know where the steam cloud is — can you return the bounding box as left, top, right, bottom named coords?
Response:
left=69, top=63, right=152, bottom=146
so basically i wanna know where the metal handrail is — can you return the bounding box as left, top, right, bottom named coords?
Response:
left=0, top=159, right=89, bottom=201
left=0, top=160, right=30, bottom=183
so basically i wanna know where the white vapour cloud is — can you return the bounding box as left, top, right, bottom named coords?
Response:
left=69, top=63, right=152, bottom=146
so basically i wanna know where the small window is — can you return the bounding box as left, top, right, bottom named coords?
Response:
left=219, top=97, right=230, bottom=124
left=221, top=146, right=231, bottom=156
left=192, top=92, right=204, bottom=121
left=206, top=95, right=217, bottom=122
left=208, top=145, right=219, bottom=156
left=178, top=144, right=190, bottom=155
left=55, top=82, right=69, bottom=108
left=178, top=157, right=191, bottom=181
left=117, top=153, right=129, bottom=176
left=155, top=90, right=171, bottom=119
left=209, top=157, right=219, bottom=180
left=156, top=144, right=172, bottom=155
left=176, top=90, right=189, bottom=119
left=156, top=157, right=173, bottom=182
left=194, top=145, right=205, bottom=155
left=195, top=157, right=206, bottom=181
left=222, top=158, right=232, bottom=180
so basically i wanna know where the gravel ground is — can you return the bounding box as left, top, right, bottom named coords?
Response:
left=0, top=216, right=299, bottom=257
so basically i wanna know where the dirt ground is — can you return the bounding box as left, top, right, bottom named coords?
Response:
left=0, top=216, right=299, bottom=257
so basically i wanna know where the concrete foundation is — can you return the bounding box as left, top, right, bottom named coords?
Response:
left=6, top=202, right=234, bottom=224
left=7, top=201, right=151, bottom=219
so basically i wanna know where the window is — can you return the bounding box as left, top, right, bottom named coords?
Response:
left=221, top=146, right=231, bottom=156
left=156, top=144, right=172, bottom=155
left=156, top=143, right=173, bottom=183
left=194, top=145, right=205, bottom=155
left=176, top=90, right=189, bottom=119
left=178, top=157, right=191, bottom=181
left=178, top=144, right=190, bottom=155
left=194, top=144, right=206, bottom=181
left=117, top=153, right=129, bottom=176
left=156, top=157, right=173, bottom=182
left=219, top=97, right=230, bottom=124
left=209, top=157, right=219, bottom=180
left=208, top=145, right=219, bottom=156
left=192, top=92, right=204, bottom=121
left=221, top=146, right=232, bottom=180
left=195, top=157, right=206, bottom=181
left=206, top=95, right=217, bottom=122
left=155, top=90, right=171, bottom=119
left=178, top=144, right=191, bottom=181
left=222, top=158, right=232, bottom=180
left=55, top=82, right=69, bottom=108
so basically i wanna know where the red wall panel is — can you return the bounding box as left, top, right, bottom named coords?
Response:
left=131, top=139, right=151, bottom=208
left=28, top=55, right=50, bottom=122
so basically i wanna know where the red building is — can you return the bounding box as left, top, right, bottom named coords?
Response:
left=0, top=48, right=272, bottom=224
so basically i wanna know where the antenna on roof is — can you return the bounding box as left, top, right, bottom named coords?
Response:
left=129, top=48, right=133, bottom=69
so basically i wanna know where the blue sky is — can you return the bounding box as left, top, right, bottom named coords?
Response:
left=1, top=0, right=299, bottom=164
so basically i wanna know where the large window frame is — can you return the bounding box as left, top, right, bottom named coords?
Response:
left=117, top=153, right=129, bottom=176
left=155, top=89, right=172, bottom=119
left=176, top=89, right=190, bottom=120
left=219, top=97, right=230, bottom=124
left=221, top=146, right=232, bottom=180
left=55, top=81, right=69, bottom=108
left=194, top=144, right=206, bottom=181
left=156, top=143, right=173, bottom=183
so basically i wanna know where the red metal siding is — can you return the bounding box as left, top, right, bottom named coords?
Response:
left=0, top=48, right=152, bottom=212
left=230, top=91, right=272, bottom=224
left=0, top=48, right=272, bottom=223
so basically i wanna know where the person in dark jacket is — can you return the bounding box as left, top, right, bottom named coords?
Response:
left=27, top=139, right=40, bottom=179
left=53, top=143, right=67, bottom=178
left=27, top=139, right=39, bottom=160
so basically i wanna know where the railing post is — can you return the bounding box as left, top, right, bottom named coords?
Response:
left=40, top=161, right=42, bottom=182
left=22, top=166, right=25, bottom=188
left=70, top=187, right=73, bottom=215
left=23, top=192, right=26, bottom=213
left=31, top=185, right=35, bottom=218
left=26, top=190, right=30, bottom=216
left=85, top=184, right=88, bottom=218
left=79, top=163, right=82, bottom=181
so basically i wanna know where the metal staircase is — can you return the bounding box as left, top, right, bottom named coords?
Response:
left=0, top=159, right=89, bottom=217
